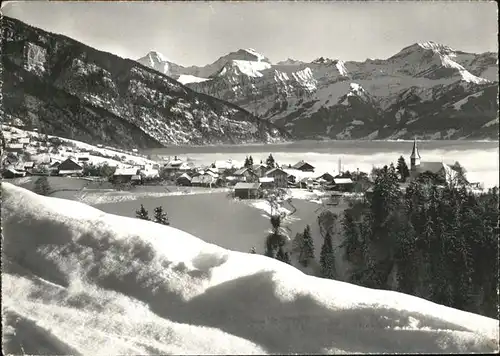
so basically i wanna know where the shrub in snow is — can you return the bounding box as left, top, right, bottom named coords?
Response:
left=135, top=204, right=150, bottom=220
left=153, top=206, right=170, bottom=226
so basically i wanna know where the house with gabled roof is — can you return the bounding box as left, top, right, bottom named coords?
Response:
left=264, top=167, right=289, bottom=188
left=2, top=166, right=26, bottom=179
left=176, top=173, right=192, bottom=186
left=316, top=172, right=335, bottom=183
left=252, top=164, right=268, bottom=177
left=233, top=167, right=259, bottom=183
left=292, top=160, right=315, bottom=172
left=234, top=182, right=262, bottom=199
left=112, top=167, right=141, bottom=184
left=191, top=173, right=217, bottom=187
left=259, top=177, right=275, bottom=189
left=57, top=158, right=84, bottom=176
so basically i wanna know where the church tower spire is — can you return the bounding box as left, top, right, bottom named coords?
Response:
left=410, top=137, right=421, bottom=169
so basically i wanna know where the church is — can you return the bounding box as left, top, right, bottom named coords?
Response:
left=408, top=139, right=458, bottom=184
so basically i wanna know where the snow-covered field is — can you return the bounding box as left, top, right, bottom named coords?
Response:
left=3, top=182, right=498, bottom=355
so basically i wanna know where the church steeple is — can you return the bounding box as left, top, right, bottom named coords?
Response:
left=410, top=137, right=421, bottom=169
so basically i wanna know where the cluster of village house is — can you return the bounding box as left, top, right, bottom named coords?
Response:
left=2, top=127, right=160, bottom=181
left=2, top=128, right=480, bottom=198
left=162, top=157, right=355, bottom=199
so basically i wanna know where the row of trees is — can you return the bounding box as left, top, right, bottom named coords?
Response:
left=135, top=204, right=170, bottom=225
left=243, top=154, right=279, bottom=170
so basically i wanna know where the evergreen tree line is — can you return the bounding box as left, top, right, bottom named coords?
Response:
left=340, top=163, right=498, bottom=318
left=135, top=204, right=170, bottom=225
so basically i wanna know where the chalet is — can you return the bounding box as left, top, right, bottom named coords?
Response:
left=191, top=174, right=217, bottom=187
left=332, top=177, right=354, bottom=192
left=233, top=167, right=259, bottom=183
left=252, top=164, right=268, bottom=177
left=2, top=166, right=26, bottom=179
left=57, top=158, right=84, bottom=176
left=205, top=168, right=220, bottom=177
left=112, top=167, right=141, bottom=184
left=5, top=143, right=24, bottom=152
left=265, top=167, right=289, bottom=188
left=292, top=160, right=315, bottom=172
left=259, top=177, right=275, bottom=189
left=176, top=173, right=192, bottom=186
left=316, top=172, right=335, bottom=183
left=234, top=182, right=262, bottom=199
left=408, top=139, right=460, bottom=184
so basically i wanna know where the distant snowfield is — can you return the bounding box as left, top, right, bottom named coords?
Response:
left=177, top=74, right=210, bottom=85
left=77, top=187, right=324, bottom=206
left=3, top=183, right=498, bottom=355
left=77, top=188, right=231, bottom=205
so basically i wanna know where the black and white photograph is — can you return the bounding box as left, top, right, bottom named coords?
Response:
left=1, top=0, right=499, bottom=354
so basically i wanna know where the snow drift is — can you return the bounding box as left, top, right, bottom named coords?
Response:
left=2, top=183, right=499, bottom=355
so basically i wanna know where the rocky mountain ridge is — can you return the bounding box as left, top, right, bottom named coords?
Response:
left=139, top=42, right=498, bottom=140
left=1, top=17, right=287, bottom=149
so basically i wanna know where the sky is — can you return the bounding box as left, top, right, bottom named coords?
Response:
left=2, top=1, right=498, bottom=66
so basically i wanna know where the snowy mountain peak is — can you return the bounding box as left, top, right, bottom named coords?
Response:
left=144, top=51, right=170, bottom=63
left=137, top=51, right=173, bottom=74
left=417, top=41, right=455, bottom=53
left=217, top=59, right=272, bottom=78
left=243, top=48, right=267, bottom=62
left=276, top=58, right=304, bottom=66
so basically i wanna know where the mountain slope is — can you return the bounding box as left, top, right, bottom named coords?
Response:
left=3, top=182, right=499, bottom=354
left=139, top=42, right=498, bottom=140
left=1, top=17, right=287, bottom=149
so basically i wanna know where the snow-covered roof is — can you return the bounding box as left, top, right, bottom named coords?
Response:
left=334, top=178, right=354, bottom=184
left=114, top=167, right=139, bottom=176
left=259, top=177, right=274, bottom=183
left=234, top=182, right=261, bottom=190
left=2, top=182, right=499, bottom=355
left=177, top=173, right=192, bottom=181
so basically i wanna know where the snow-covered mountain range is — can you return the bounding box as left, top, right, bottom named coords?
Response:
left=138, top=43, right=498, bottom=140
left=3, top=182, right=499, bottom=354
left=2, top=17, right=287, bottom=149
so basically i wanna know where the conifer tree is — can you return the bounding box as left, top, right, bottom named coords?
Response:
left=320, top=231, right=336, bottom=279
left=244, top=156, right=251, bottom=168
left=248, top=156, right=254, bottom=167
left=299, top=225, right=315, bottom=267
left=153, top=206, right=170, bottom=225
left=266, top=154, right=276, bottom=169
left=136, top=204, right=150, bottom=220
left=396, top=156, right=410, bottom=182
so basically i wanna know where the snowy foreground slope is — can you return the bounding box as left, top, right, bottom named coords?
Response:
left=2, top=183, right=499, bottom=355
